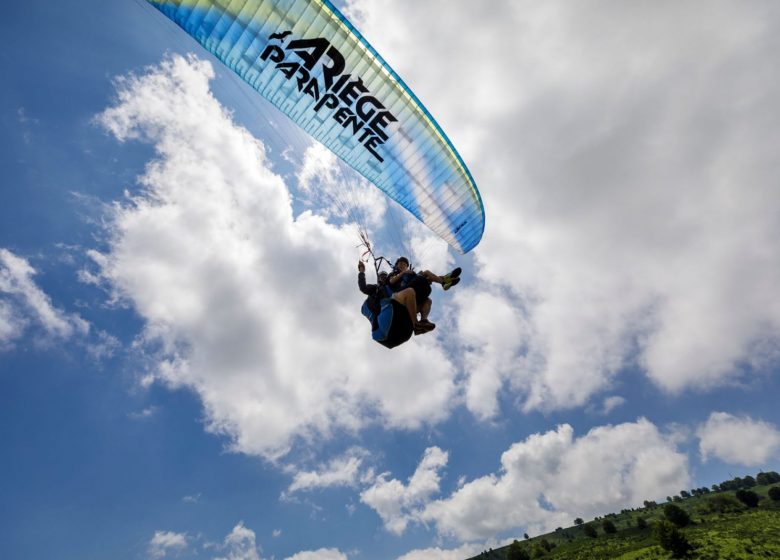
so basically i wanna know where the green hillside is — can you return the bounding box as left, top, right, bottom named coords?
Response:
left=466, top=471, right=780, bottom=560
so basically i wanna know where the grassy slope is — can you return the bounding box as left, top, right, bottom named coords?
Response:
left=466, top=484, right=780, bottom=560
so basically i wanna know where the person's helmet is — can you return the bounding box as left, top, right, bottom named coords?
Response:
left=395, top=256, right=410, bottom=267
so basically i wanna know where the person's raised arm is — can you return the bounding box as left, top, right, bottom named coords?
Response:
left=358, top=261, right=373, bottom=295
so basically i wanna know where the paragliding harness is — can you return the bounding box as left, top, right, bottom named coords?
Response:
left=358, top=233, right=403, bottom=336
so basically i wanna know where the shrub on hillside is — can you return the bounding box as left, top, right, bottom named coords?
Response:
left=655, top=520, right=695, bottom=558
left=602, top=519, right=617, bottom=534
left=735, top=489, right=760, bottom=508
left=664, top=503, right=692, bottom=527
left=637, top=516, right=648, bottom=529
left=507, top=540, right=530, bottom=560
left=583, top=524, right=597, bottom=538
left=768, top=486, right=780, bottom=501
left=702, top=494, right=743, bottom=513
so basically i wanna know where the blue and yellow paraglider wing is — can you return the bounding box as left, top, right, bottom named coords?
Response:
left=147, top=0, right=484, bottom=253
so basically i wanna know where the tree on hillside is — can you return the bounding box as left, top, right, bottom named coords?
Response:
left=524, top=533, right=529, bottom=540
left=655, top=520, right=695, bottom=558
left=583, top=524, right=598, bottom=538
left=680, top=490, right=691, bottom=499
left=769, top=486, right=780, bottom=501
left=602, top=519, right=617, bottom=534
left=574, top=517, right=584, bottom=526
left=704, top=494, right=743, bottom=513
left=637, top=516, right=648, bottom=529
left=664, top=503, right=691, bottom=528
left=735, top=489, right=759, bottom=508
left=719, top=477, right=743, bottom=491
left=720, top=476, right=755, bottom=491
left=507, top=540, right=530, bottom=560
left=757, top=471, right=780, bottom=485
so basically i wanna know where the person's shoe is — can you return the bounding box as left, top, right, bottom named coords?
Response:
left=443, top=276, right=461, bottom=291
left=414, top=321, right=436, bottom=335
left=442, top=267, right=462, bottom=282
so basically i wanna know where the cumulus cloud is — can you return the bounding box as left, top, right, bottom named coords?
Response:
left=284, top=549, right=348, bottom=560
left=360, top=446, right=448, bottom=534
left=148, top=531, right=188, bottom=559
left=129, top=406, right=158, bottom=420
left=94, top=54, right=459, bottom=460
left=213, top=522, right=261, bottom=560
left=453, top=287, right=530, bottom=420
left=395, top=542, right=488, bottom=560
left=346, top=0, right=780, bottom=413
left=697, top=412, right=780, bottom=466
left=0, top=300, right=21, bottom=347
left=182, top=493, right=201, bottom=503
left=415, top=420, right=688, bottom=541
left=0, top=248, right=89, bottom=349
left=296, top=143, right=386, bottom=231
left=602, top=396, right=627, bottom=415
left=286, top=450, right=368, bottom=495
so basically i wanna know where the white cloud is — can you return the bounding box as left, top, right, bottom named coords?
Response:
left=360, top=446, right=448, bottom=535
left=296, top=143, right=386, bottom=231
left=697, top=412, right=780, bottom=466
left=418, top=419, right=688, bottom=541
left=94, top=54, right=459, bottom=460
left=0, top=300, right=23, bottom=348
left=345, top=0, right=780, bottom=412
left=213, top=522, right=261, bottom=560
left=395, top=542, right=488, bottom=560
left=0, top=248, right=89, bottom=349
left=182, top=493, right=201, bottom=503
left=286, top=451, right=366, bottom=494
left=128, top=406, right=157, bottom=420
left=404, top=220, right=454, bottom=278
left=284, top=550, right=347, bottom=560
left=148, top=530, right=188, bottom=559
left=453, top=287, right=529, bottom=420
left=602, top=396, right=626, bottom=415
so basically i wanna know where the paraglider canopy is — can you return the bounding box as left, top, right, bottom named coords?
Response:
left=146, top=0, right=485, bottom=253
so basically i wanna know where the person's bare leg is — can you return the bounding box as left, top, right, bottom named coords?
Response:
left=419, top=270, right=444, bottom=285
left=414, top=297, right=435, bottom=334
left=419, top=298, right=432, bottom=321
left=392, top=288, right=418, bottom=327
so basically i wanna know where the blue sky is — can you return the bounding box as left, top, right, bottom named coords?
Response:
left=2, top=1, right=780, bottom=559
